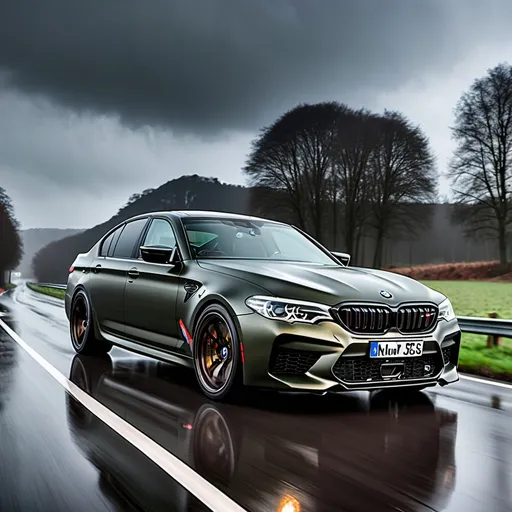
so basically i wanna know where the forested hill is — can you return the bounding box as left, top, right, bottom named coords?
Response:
left=32, top=176, right=251, bottom=283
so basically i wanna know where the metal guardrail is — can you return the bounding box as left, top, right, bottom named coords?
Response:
left=456, top=316, right=512, bottom=338
left=31, top=283, right=67, bottom=290
left=27, top=283, right=512, bottom=338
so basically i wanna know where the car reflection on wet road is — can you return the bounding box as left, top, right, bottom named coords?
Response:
left=68, top=353, right=458, bottom=511
left=0, top=284, right=511, bottom=511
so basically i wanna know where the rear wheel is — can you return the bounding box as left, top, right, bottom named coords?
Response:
left=193, top=304, right=243, bottom=401
left=70, top=289, right=112, bottom=355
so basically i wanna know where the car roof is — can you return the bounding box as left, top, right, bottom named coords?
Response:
left=133, top=210, right=286, bottom=225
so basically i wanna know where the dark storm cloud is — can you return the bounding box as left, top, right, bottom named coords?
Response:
left=0, top=0, right=487, bottom=134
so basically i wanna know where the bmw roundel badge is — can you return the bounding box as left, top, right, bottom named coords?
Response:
left=380, top=290, right=392, bottom=299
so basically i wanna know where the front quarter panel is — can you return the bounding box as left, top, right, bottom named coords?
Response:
left=175, top=261, right=270, bottom=346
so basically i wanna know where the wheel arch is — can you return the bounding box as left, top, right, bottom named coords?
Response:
left=190, top=294, right=244, bottom=341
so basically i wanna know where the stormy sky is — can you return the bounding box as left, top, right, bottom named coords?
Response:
left=1, top=0, right=512, bottom=229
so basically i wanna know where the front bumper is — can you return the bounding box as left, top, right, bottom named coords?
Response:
left=238, top=313, right=461, bottom=392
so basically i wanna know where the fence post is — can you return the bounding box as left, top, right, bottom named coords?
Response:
left=486, top=312, right=501, bottom=347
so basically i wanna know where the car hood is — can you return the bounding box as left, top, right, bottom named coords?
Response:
left=197, top=260, right=445, bottom=306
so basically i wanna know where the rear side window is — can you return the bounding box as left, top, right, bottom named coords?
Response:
left=99, top=225, right=123, bottom=257
left=100, top=231, right=115, bottom=257
left=113, top=219, right=148, bottom=258
left=108, top=226, right=124, bottom=257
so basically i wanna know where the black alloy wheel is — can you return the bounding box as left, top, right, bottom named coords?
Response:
left=70, top=289, right=112, bottom=355
left=193, top=304, right=242, bottom=401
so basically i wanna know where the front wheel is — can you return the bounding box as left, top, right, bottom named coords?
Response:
left=193, top=304, right=243, bottom=401
left=70, top=289, right=112, bottom=356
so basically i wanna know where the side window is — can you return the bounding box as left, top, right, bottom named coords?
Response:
left=100, top=231, right=115, bottom=257
left=99, top=225, right=124, bottom=257
left=142, top=219, right=177, bottom=248
left=108, top=226, right=124, bottom=257
left=112, top=219, right=148, bottom=259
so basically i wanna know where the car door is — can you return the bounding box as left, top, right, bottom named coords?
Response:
left=124, top=217, right=183, bottom=351
left=89, top=218, right=150, bottom=337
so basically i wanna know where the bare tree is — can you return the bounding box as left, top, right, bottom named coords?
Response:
left=448, top=63, right=512, bottom=270
left=0, top=188, right=23, bottom=286
left=243, top=102, right=348, bottom=243
left=369, top=111, right=437, bottom=268
left=331, top=109, right=378, bottom=261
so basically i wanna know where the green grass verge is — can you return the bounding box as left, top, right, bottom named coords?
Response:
left=4, top=283, right=16, bottom=290
left=27, top=283, right=66, bottom=300
left=457, top=334, right=512, bottom=382
left=422, top=280, right=512, bottom=381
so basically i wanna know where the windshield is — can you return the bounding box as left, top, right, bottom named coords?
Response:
left=181, top=218, right=338, bottom=265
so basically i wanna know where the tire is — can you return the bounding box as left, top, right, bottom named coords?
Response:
left=69, top=289, right=112, bottom=356
left=192, top=404, right=240, bottom=486
left=192, top=303, right=243, bottom=401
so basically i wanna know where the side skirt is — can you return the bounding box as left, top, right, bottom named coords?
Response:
left=100, top=329, right=194, bottom=369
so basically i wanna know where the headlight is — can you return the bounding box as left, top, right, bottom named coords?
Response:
left=245, top=296, right=333, bottom=324
left=438, top=298, right=456, bottom=322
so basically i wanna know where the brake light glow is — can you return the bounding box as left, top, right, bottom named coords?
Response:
left=69, top=266, right=74, bottom=273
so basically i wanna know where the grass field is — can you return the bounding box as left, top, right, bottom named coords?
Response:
left=27, top=283, right=66, bottom=300
left=423, top=280, right=512, bottom=380
left=422, top=280, right=512, bottom=318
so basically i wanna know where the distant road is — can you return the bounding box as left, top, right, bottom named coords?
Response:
left=0, top=283, right=511, bottom=512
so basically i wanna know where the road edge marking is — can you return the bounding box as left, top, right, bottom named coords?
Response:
left=460, top=373, right=512, bottom=390
left=0, top=318, right=246, bottom=512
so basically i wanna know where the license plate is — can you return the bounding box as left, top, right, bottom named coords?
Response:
left=369, top=341, right=423, bottom=358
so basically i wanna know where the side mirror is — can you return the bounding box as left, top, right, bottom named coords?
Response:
left=140, top=245, right=180, bottom=265
left=331, top=251, right=350, bottom=266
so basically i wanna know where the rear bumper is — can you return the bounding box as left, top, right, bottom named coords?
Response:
left=238, top=313, right=461, bottom=392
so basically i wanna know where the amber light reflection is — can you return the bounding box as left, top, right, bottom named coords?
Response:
left=277, top=495, right=301, bottom=512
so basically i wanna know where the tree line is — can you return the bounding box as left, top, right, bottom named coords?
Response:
left=244, top=103, right=437, bottom=268
left=0, top=187, right=23, bottom=287
left=245, top=62, right=512, bottom=271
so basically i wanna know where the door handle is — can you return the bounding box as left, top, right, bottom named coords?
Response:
left=92, top=264, right=102, bottom=274
left=127, top=268, right=139, bottom=278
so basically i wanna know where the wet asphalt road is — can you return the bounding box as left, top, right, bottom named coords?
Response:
left=0, top=284, right=511, bottom=512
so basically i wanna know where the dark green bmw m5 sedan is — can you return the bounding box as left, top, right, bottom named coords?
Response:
left=65, top=210, right=461, bottom=400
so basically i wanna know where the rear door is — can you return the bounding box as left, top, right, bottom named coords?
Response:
left=124, top=217, right=183, bottom=351
left=89, top=218, right=150, bottom=337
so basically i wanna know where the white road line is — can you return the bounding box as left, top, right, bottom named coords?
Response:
left=460, top=373, right=512, bottom=390
left=0, top=319, right=247, bottom=512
